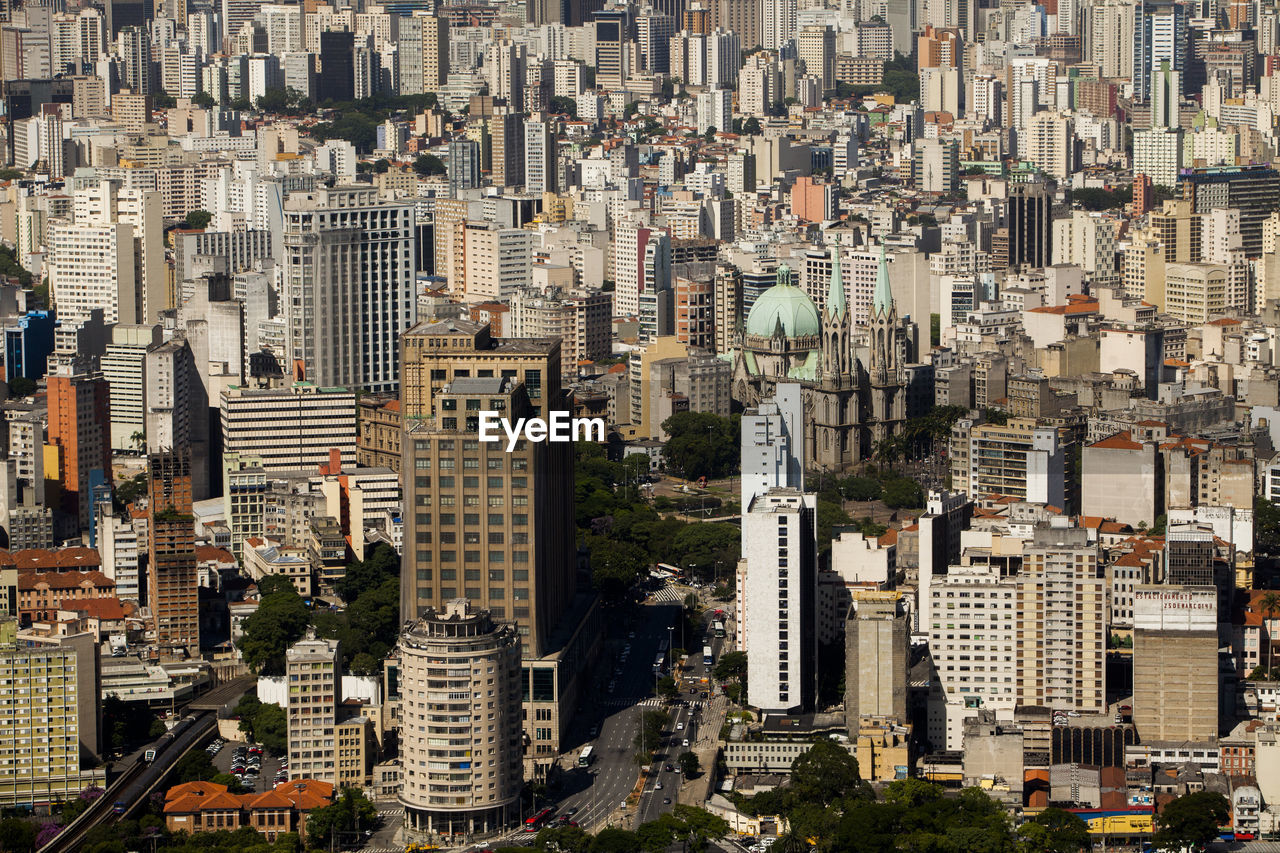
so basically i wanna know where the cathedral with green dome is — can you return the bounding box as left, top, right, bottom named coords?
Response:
left=730, top=242, right=909, bottom=471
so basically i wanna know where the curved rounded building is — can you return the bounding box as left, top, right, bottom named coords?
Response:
left=399, top=599, right=523, bottom=839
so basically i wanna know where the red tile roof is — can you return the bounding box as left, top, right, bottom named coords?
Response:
left=19, top=570, right=114, bottom=591
left=1090, top=432, right=1143, bottom=450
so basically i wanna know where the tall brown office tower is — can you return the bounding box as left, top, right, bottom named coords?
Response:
left=148, top=451, right=199, bottom=652
left=400, top=319, right=603, bottom=775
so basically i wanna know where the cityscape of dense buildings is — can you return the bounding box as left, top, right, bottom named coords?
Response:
left=5, top=0, right=1280, bottom=849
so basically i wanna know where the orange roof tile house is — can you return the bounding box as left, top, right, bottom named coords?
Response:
left=164, top=779, right=335, bottom=840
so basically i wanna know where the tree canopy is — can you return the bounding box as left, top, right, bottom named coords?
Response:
left=1153, top=791, right=1229, bottom=850
left=660, top=412, right=739, bottom=480
left=237, top=577, right=310, bottom=675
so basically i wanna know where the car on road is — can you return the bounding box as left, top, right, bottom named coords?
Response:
left=676, top=723, right=684, bottom=730
left=664, top=764, right=674, bottom=772
left=663, top=798, right=671, bottom=805
left=682, top=739, right=689, bottom=747
left=655, top=782, right=663, bottom=790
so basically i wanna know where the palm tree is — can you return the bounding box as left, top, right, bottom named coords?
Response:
left=1262, top=593, right=1280, bottom=679
left=770, top=832, right=809, bottom=853
left=130, top=430, right=146, bottom=454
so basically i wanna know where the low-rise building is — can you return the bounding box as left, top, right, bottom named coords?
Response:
left=163, top=779, right=335, bottom=840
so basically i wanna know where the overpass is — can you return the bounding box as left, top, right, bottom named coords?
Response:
left=38, top=712, right=216, bottom=853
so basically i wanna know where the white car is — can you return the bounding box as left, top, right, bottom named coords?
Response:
left=676, top=723, right=684, bottom=730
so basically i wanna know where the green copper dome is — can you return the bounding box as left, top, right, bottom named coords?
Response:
left=744, top=265, right=821, bottom=339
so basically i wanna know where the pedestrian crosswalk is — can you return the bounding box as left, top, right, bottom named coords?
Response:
left=602, top=696, right=666, bottom=709
left=650, top=587, right=686, bottom=603
left=377, top=806, right=404, bottom=818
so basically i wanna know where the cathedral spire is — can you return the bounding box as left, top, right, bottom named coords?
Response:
left=826, top=238, right=846, bottom=321
left=873, top=241, right=893, bottom=318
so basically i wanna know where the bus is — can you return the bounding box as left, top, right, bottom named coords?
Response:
left=653, top=653, right=666, bottom=674
left=525, top=808, right=555, bottom=831
left=579, top=745, right=595, bottom=767
left=712, top=621, right=725, bottom=638
left=703, top=645, right=714, bottom=666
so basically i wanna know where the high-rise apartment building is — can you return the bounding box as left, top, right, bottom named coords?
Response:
left=613, top=221, right=672, bottom=325
left=143, top=338, right=211, bottom=500
left=523, top=119, right=557, bottom=194
left=998, top=180, right=1053, bottom=270
left=47, top=366, right=112, bottom=531
left=397, top=13, right=449, bottom=93
left=741, top=488, right=817, bottom=714
left=102, top=324, right=161, bottom=452
left=1132, top=585, right=1218, bottom=741
left=1018, top=523, right=1106, bottom=712
left=447, top=139, right=481, bottom=197
left=462, top=223, right=534, bottom=303
left=761, top=0, right=796, bottom=49
left=318, top=30, right=355, bottom=102
left=398, top=600, right=523, bottom=838
left=508, top=286, right=611, bottom=375
left=148, top=451, right=199, bottom=652
left=796, top=24, right=834, bottom=92
left=282, top=187, right=415, bottom=392
left=844, top=591, right=908, bottom=727
left=950, top=417, right=1066, bottom=507
left=220, top=383, right=358, bottom=474
left=1180, top=166, right=1280, bottom=257
left=0, top=633, right=105, bottom=808
left=399, top=375, right=574, bottom=657
left=1132, top=0, right=1185, bottom=103
left=286, top=633, right=341, bottom=784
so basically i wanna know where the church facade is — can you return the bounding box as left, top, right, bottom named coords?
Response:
left=731, top=242, right=909, bottom=472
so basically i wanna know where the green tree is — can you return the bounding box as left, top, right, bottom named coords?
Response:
left=678, top=750, right=700, bottom=777
left=633, top=710, right=669, bottom=758
left=1152, top=791, right=1229, bottom=850
left=656, top=675, right=679, bottom=700
left=412, top=153, right=446, bottom=176
left=660, top=412, right=738, bottom=480
left=192, top=91, right=216, bottom=109
left=184, top=209, right=212, bottom=230
left=591, top=828, right=642, bottom=853
left=238, top=577, right=310, bottom=674
left=843, top=477, right=882, bottom=501
left=305, top=788, right=377, bottom=849
left=670, top=523, right=739, bottom=578
left=788, top=738, right=861, bottom=807
left=880, top=477, right=924, bottom=509
left=211, top=772, right=247, bottom=793
left=882, top=777, right=943, bottom=808
left=8, top=376, right=36, bottom=397
left=768, top=833, right=808, bottom=853
left=1017, top=807, right=1089, bottom=852
left=713, top=650, right=746, bottom=683
left=587, top=538, right=649, bottom=599
left=549, top=95, right=578, bottom=117
left=173, top=750, right=217, bottom=783
left=255, top=88, right=291, bottom=113
left=0, top=818, right=36, bottom=853
left=153, top=90, right=177, bottom=109
left=334, top=544, right=398, bottom=602
left=743, top=117, right=762, bottom=135
left=1257, top=496, right=1280, bottom=552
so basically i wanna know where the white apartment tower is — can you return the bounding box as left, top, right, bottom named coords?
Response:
left=741, top=488, right=818, bottom=715
left=282, top=187, right=415, bottom=392
left=398, top=601, right=523, bottom=838
left=286, top=633, right=341, bottom=785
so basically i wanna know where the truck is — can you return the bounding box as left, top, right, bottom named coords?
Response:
left=712, top=620, right=725, bottom=638
left=702, top=645, right=713, bottom=666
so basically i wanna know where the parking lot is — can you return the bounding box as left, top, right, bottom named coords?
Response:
left=206, top=737, right=287, bottom=793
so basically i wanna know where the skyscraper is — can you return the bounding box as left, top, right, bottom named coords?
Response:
left=398, top=601, right=523, bottom=838
left=741, top=488, right=817, bottom=714
left=844, top=591, right=908, bottom=727
left=523, top=118, right=557, bottom=194
left=1132, top=585, right=1218, bottom=740
left=286, top=632, right=341, bottom=783
left=593, top=8, right=630, bottom=88
left=398, top=13, right=449, bottom=93
left=761, top=0, right=796, bottom=50
left=1000, top=179, right=1053, bottom=270
left=1132, top=0, right=1185, bottom=102
left=447, top=139, right=481, bottom=197
left=282, top=187, right=415, bottom=392
left=148, top=450, right=199, bottom=652
left=47, top=366, right=112, bottom=531
left=399, top=375, right=574, bottom=656
left=318, top=30, right=355, bottom=102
